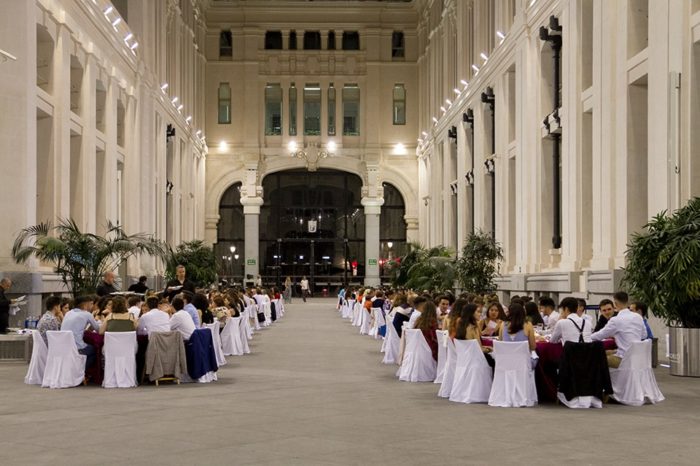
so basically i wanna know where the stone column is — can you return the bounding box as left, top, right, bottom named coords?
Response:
left=362, top=197, right=384, bottom=287
left=404, top=215, right=419, bottom=243
left=240, top=196, right=263, bottom=286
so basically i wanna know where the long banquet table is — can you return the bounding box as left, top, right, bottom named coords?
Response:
left=480, top=338, right=617, bottom=402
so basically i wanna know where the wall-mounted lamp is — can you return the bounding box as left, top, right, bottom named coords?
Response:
left=484, top=158, right=496, bottom=174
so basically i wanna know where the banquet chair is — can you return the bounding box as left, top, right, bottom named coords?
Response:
left=238, top=316, right=251, bottom=354
left=240, top=308, right=253, bottom=340
left=359, top=307, right=372, bottom=335
left=342, top=299, right=355, bottom=319
left=382, top=316, right=401, bottom=365
left=182, top=329, right=218, bottom=383
left=352, top=301, right=362, bottom=326
left=556, top=341, right=611, bottom=409
left=221, top=316, right=245, bottom=356
left=42, top=331, right=87, bottom=389
left=434, top=330, right=448, bottom=384
left=437, top=338, right=457, bottom=398
left=204, top=321, right=227, bottom=367
left=24, top=330, right=48, bottom=385
left=610, top=339, right=664, bottom=406
left=368, top=308, right=379, bottom=338
left=488, top=341, right=538, bottom=407
left=449, top=339, right=493, bottom=404
left=397, top=329, right=437, bottom=382
left=145, top=331, right=187, bottom=385
left=277, top=298, right=285, bottom=318
left=102, top=331, right=138, bottom=388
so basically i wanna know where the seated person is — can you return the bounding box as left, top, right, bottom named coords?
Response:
left=406, top=295, right=429, bottom=330
left=454, top=303, right=494, bottom=367
left=577, top=298, right=594, bottom=328
left=136, top=296, right=171, bottom=336
left=169, top=297, right=196, bottom=340
left=525, top=301, right=545, bottom=327
left=550, top=297, right=592, bottom=345
left=127, top=296, right=142, bottom=319
left=391, top=293, right=412, bottom=336
left=211, top=295, right=231, bottom=324
left=479, top=302, right=506, bottom=337
left=498, top=303, right=537, bottom=351
left=594, top=298, right=616, bottom=332
left=538, top=296, right=559, bottom=330
left=181, top=291, right=201, bottom=327
left=445, top=298, right=467, bottom=338
left=99, top=296, right=138, bottom=334
left=37, top=296, right=63, bottom=346
left=436, top=295, right=450, bottom=328
left=591, top=291, right=646, bottom=368
left=630, top=301, right=654, bottom=340
left=94, top=296, right=113, bottom=321
left=193, top=293, right=214, bottom=325
left=414, top=301, right=439, bottom=361
left=61, top=295, right=100, bottom=369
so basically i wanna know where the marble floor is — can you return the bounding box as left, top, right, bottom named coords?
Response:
left=1, top=298, right=699, bottom=465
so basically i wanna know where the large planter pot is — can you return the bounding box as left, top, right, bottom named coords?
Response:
left=669, top=327, right=700, bottom=377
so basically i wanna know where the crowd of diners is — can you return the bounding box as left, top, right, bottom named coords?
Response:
left=338, top=287, right=653, bottom=370
left=35, top=265, right=284, bottom=378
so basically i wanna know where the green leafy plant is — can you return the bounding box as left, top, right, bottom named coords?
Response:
left=12, top=219, right=168, bottom=296
left=623, top=197, right=700, bottom=328
left=166, top=240, right=218, bottom=288
left=455, top=230, right=503, bottom=294
left=388, top=243, right=455, bottom=291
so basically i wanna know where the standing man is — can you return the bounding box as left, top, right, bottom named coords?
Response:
left=300, top=276, right=310, bottom=302
left=164, top=265, right=196, bottom=301
left=96, top=271, right=118, bottom=297
left=128, top=275, right=149, bottom=294
left=0, top=278, right=14, bottom=334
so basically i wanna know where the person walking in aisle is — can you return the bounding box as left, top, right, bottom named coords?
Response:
left=300, top=276, right=310, bottom=302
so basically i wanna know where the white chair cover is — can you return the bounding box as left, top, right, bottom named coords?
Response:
left=437, top=338, right=457, bottom=398
left=374, top=308, right=386, bottom=340
left=278, top=298, right=285, bottom=318
left=204, top=322, right=227, bottom=367
left=610, top=339, right=664, bottom=406
left=240, top=308, right=253, bottom=340
left=557, top=392, right=603, bottom=409
left=434, top=330, right=448, bottom=384
left=359, top=307, right=372, bottom=335
left=397, top=329, right=437, bottom=382
left=488, top=341, right=538, bottom=407
left=251, top=304, right=262, bottom=331
left=352, top=302, right=362, bottom=326
left=449, top=339, right=493, bottom=403
left=25, top=330, right=48, bottom=385
left=262, top=298, right=272, bottom=326
left=368, top=308, right=378, bottom=338
left=342, top=299, right=354, bottom=319
left=238, top=316, right=251, bottom=354
left=102, top=331, right=138, bottom=388
left=180, top=371, right=218, bottom=383
left=42, top=331, right=86, bottom=389
left=221, top=317, right=244, bottom=356
left=382, top=318, right=400, bottom=365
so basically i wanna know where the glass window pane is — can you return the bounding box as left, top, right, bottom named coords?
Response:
left=342, top=31, right=360, bottom=50
left=265, top=84, right=282, bottom=135
left=343, top=84, right=360, bottom=136
left=392, top=31, right=405, bottom=59
left=218, top=82, right=231, bottom=124
left=289, top=83, right=297, bottom=136
left=328, top=84, right=336, bottom=136
left=392, top=84, right=406, bottom=125
left=303, top=31, right=321, bottom=50
left=304, top=83, right=321, bottom=136
left=289, top=30, right=297, bottom=50
left=265, top=31, right=282, bottom=50
left=219, top=30, right=232, bottom=57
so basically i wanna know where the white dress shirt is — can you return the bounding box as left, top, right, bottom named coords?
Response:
left=137, top=308, right=171, bottom=336
left=591, top=308, right=646, bottom=358
left=406, top=310, right=422, bottom=329
left=170, top=310, right=196, bottom=340
left=550, top=314, right=592, bottom=345
left=544, top=310, right=560, bottom=330
left=128, top=305, right=141, bottom=319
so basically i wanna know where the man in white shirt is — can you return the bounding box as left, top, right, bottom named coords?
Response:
left=550, top=297, right=592, bottom=345
left=591, top=291, right=645, bottom=368
left=577, top=298, right=594, bottom=327
left=539, top=296, right=559, bottom=330
left=300, top=276, right=310, bottom=302
left=137, top=296, right=171, bottom=336
left=169, top=297, right=196, bottom=340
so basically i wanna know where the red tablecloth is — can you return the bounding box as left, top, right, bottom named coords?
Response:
left=83, top=331, right=149, bottom=385
left=481, top=338, right=616, bottom=402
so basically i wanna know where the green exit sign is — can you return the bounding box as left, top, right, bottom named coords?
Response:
left=368, top=258, right=378, bottom=266
left=247, top=259, right=256, bottom=265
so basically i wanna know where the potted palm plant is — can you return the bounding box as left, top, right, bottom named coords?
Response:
left=12, top=219, right=168, bottom=296
left=455, top=230, right=503, bottom=295
left=623, top=197, right=700, bottom=377
left=166, top=240, right=218, bottom=288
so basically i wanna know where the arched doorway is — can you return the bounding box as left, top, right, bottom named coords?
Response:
left=260, top=169, right=365, bottom=292
left=379, top=183, right=407, bottom=282
left=216, top=182, right=244, bottom=283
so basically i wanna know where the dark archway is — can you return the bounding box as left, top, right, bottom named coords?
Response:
left=380, top=183, right=407, bottom=281
left=216, top=182, right=244, bottom=282
left=260, top=169, right=365, bottom=291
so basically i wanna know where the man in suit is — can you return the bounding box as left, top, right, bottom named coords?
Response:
left=96, top=271, right=118, bottom=297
